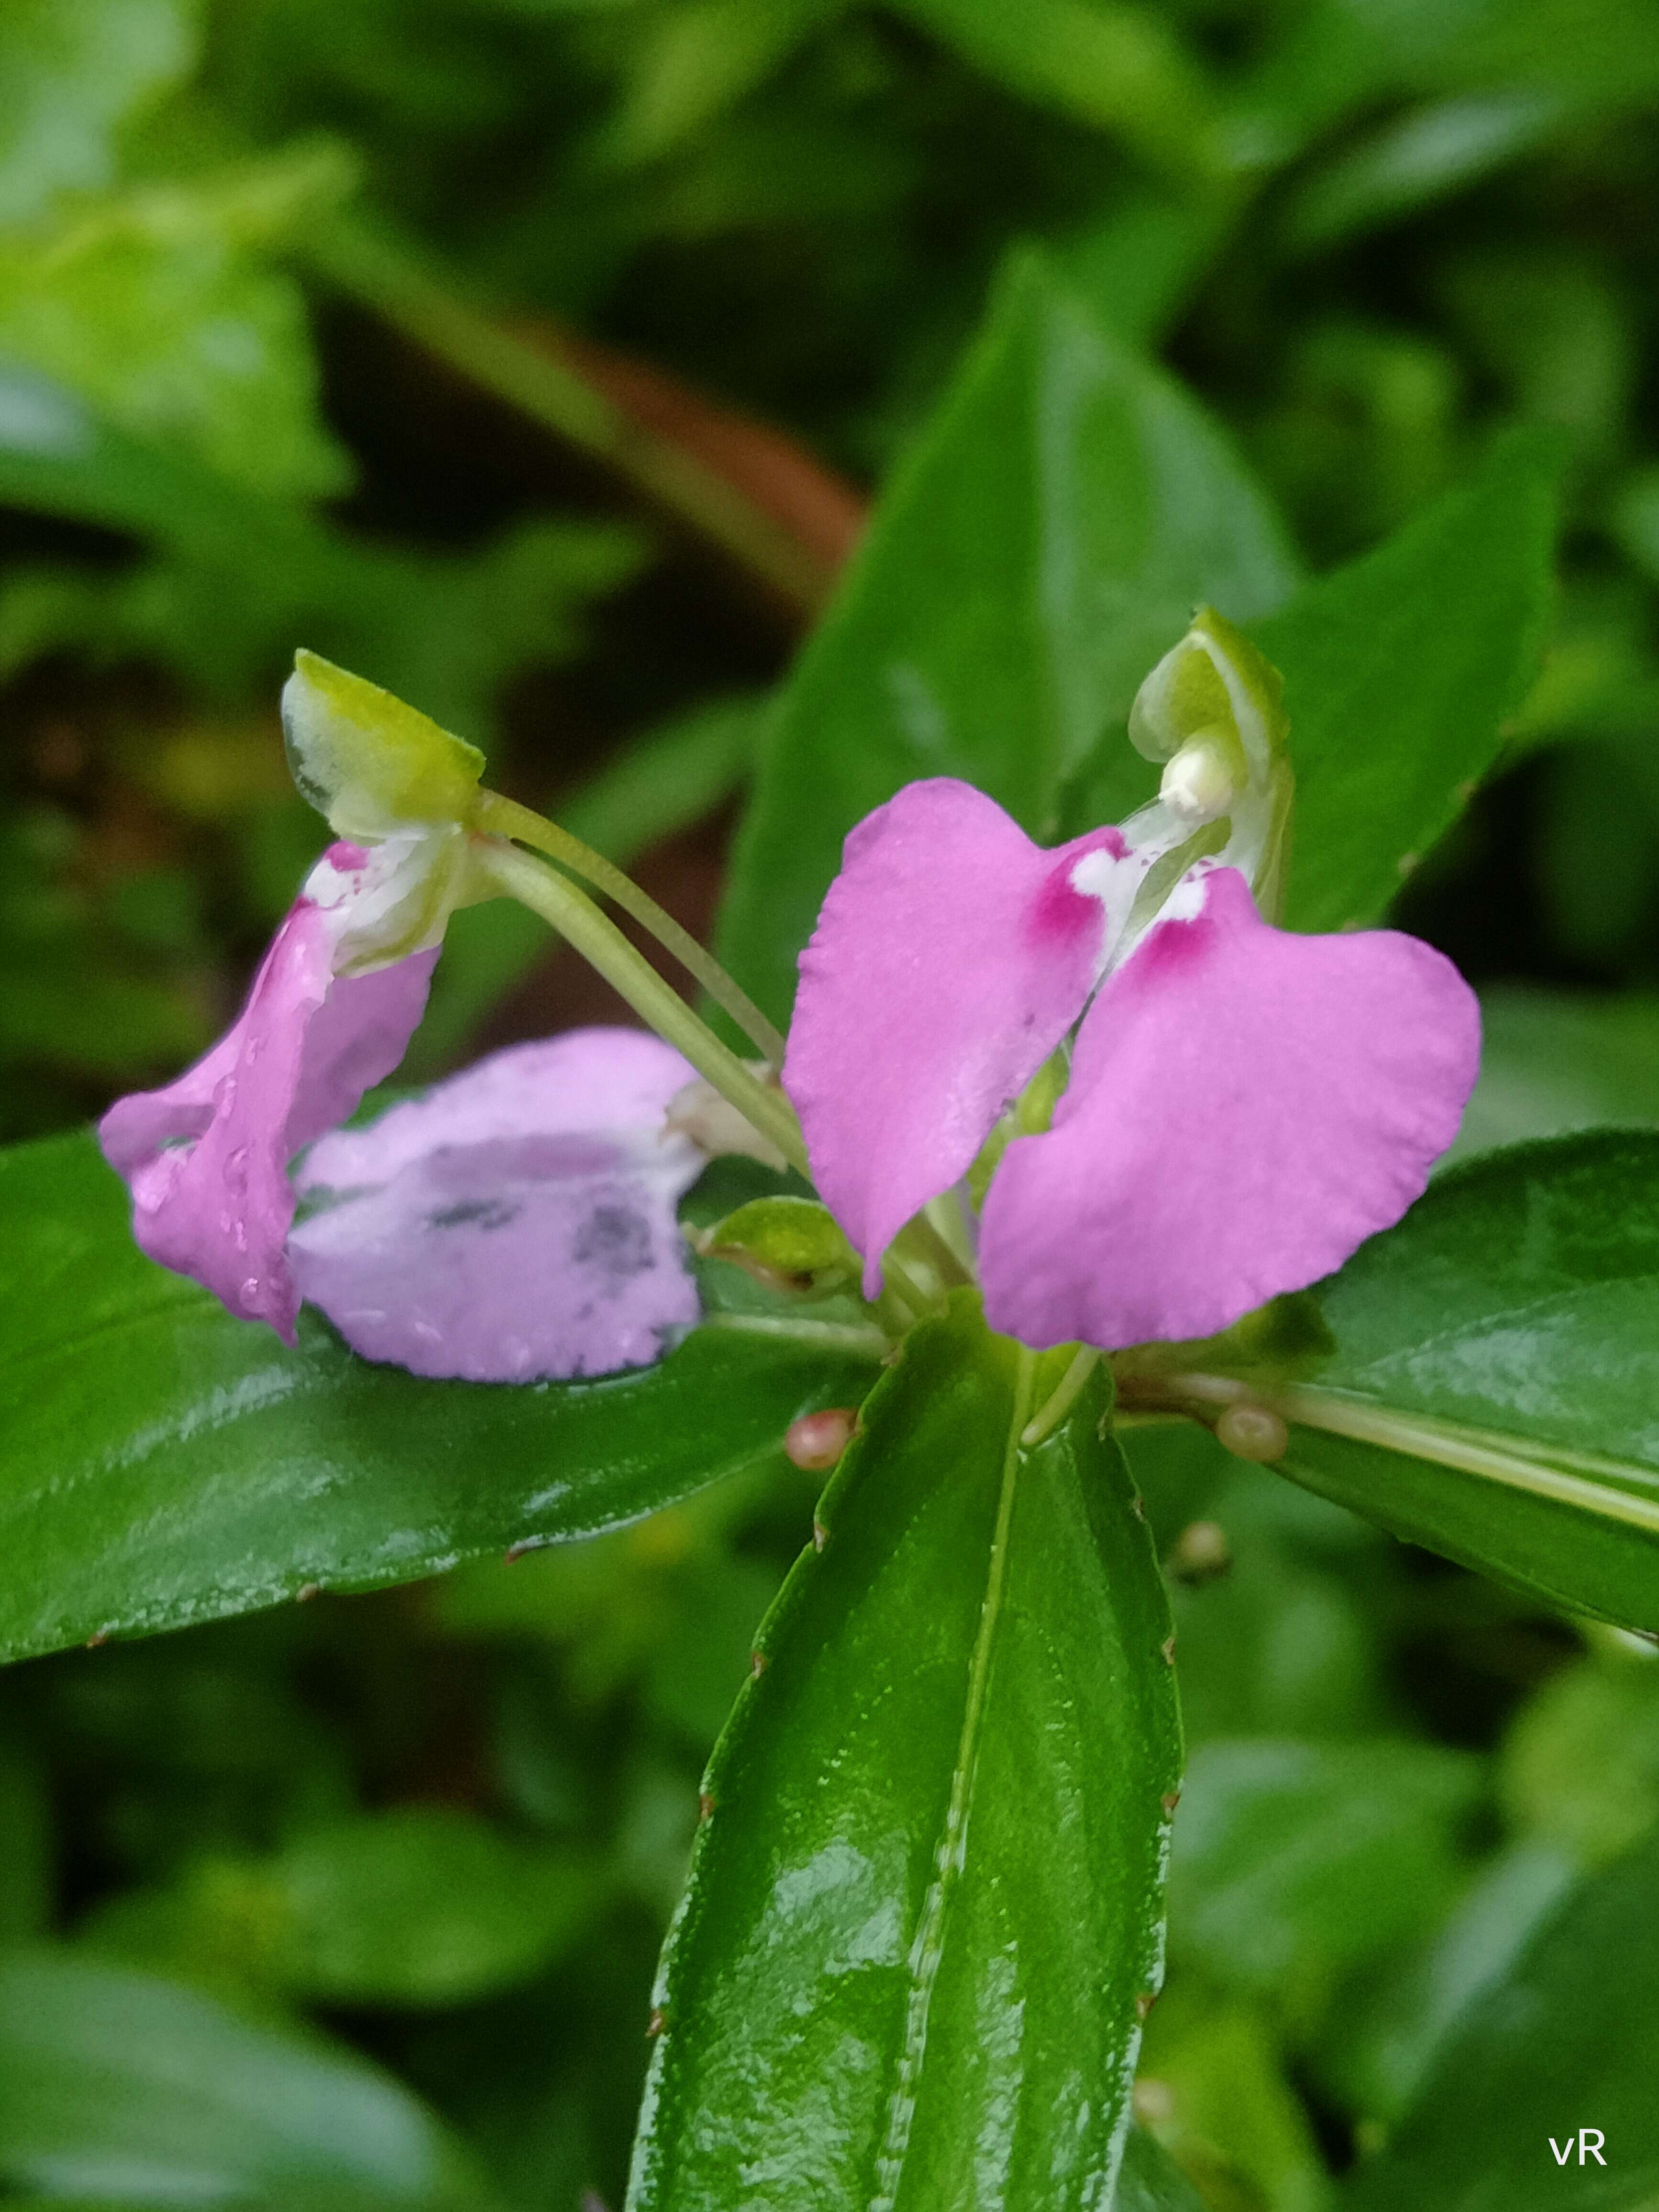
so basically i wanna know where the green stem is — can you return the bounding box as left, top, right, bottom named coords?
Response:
left=895, top=1210, right=973, bottom=1292
left=1263, top=1383, right=1659, bottom=1537
left=475, top=789, right=786, bottom=1065
left=304, top=212, right=834, bottom=615
left=477, top=839, right=809, bottom=1177
left=1021, top=1346, right=1101, bottom=1448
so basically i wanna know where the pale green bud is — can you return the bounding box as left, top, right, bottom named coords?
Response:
left=1128, top=606, right=1288, bottom=787
left=1128, top=607, right=1294, bottom=920
left=281, top=650, right=485, bottom=841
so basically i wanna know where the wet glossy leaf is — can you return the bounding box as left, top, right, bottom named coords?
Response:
left=1276, top=1133, right=1659, bottom=1633
left=1258, top=430, right=1561, bottom=933
left=0, top=1950, right=494, bottom=2208
left=628, top=1301, right=1181, bottom=2209
left=718, top=249, right=1298, bottom=1028
left=1349, top=1832, right=1659, bottom=2211
left=0, top=1131, right=881, bottom=1664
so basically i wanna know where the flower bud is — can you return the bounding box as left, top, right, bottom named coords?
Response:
left=1128, top=606, right=1287, bottom=788
left=1159, top=726, right=1248, bottom=823
left=282, top=650, right=485, bottom=841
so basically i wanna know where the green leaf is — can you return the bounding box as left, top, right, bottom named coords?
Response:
left=1282, top=92, right=1565, bottom=254
left=1134, top=1985, right=1331, bottom=2212
left=0, top=155, right=356, bottom=501
left=81, top=1806, right=598, bottom=2009
left=603, top=0, right=842, bottom=164
left=627, top=1300, right=1180, bottom=2208
left=1328, top=1839, right=1577, bottom=2124
left=1268, top=1133, right=1659, bottom=1634
left=0, top=0, right=197, bottom=225
left=1255, top=430, right=1561, bottom=934
left=0, top=365, right=641, bottom=724
left=1500, top=1657, right=1659, bottom=1868
left=1117, top=2125, right=1210, bottom=2212
left=718, top=250, right=1298, bottom=1028
left=1349, top=1832, right=1659, bottom=2211
left=894, top=0, right=1220, bottom=182
left=0, top=1949, right=493, bottom=2208
left=0, top=1131, right=881, bottom=1665
left=1167, top=1738, right=1480, bottom=2004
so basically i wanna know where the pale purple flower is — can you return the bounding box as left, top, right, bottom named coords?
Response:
left=100, top=840, right=704, bottom=1381
left=289, top=1029, right=704, bottom=1382
left=784, top=775, right=1480, bottom=1351
left=99, top=841, right=441, bottom=1343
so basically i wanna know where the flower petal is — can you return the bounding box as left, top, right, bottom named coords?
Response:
left=980, top=867, right=1480, bottom=1350
left=290, top=1030, right=705, bottom=1382
left=784, top=778, right=1129, bottom=1296
left=98, top=860, right=435, bottom=1342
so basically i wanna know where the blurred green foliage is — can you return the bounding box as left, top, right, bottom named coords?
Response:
left=7, top=0, right=1659, bottom=2205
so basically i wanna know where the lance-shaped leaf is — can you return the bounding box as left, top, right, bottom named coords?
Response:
left=1259, top=1131, right=1659, bottom=1633
left=627, top=1298, right=1181, bottom=2210
left=0, top=1132, right=882, bottom=1665
left=716, top=248, right=1298, bottom=1031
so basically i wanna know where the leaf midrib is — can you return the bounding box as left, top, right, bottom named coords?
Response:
left=869, top=1344, right=1037, bottom=2210
left=1271, top=1384, right=1659, bottom=1533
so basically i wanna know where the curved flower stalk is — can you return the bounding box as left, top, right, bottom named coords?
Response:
left=785, top=609, right=1482, bottom=1352
left=100, top=652, right=791, bottom=1382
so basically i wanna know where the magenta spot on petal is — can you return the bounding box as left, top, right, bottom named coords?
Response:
left=1024, top=826, right=1127, bottom=951
left=327, top=841, right=370, bottom=871
left=980, top=867, right=1482, bottom=1351
left=1131, top=905, right=1213, bottom=983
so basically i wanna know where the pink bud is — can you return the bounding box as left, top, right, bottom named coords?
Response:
left=785, top=1408, right=857, bottom=1471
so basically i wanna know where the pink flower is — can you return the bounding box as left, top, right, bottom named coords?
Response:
left=100, top=649, right=723, bottom=1385
left=100, top=842, right=706, bottom=1382
left=784, top=766, right=1480, bottom=1352
left=99, top=841, right=441, bottom=1344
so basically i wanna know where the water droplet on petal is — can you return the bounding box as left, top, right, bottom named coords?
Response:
left=240, top=1277, right=262, bottom=1310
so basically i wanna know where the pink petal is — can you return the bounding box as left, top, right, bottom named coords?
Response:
left=784, top=778, right=1128, bottom=1297
left=99, top=857, right=434, bottom=1342
left=289, top=1030, right=706, bottom=1382
left=980, top=867, right=1481, bottom=1350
